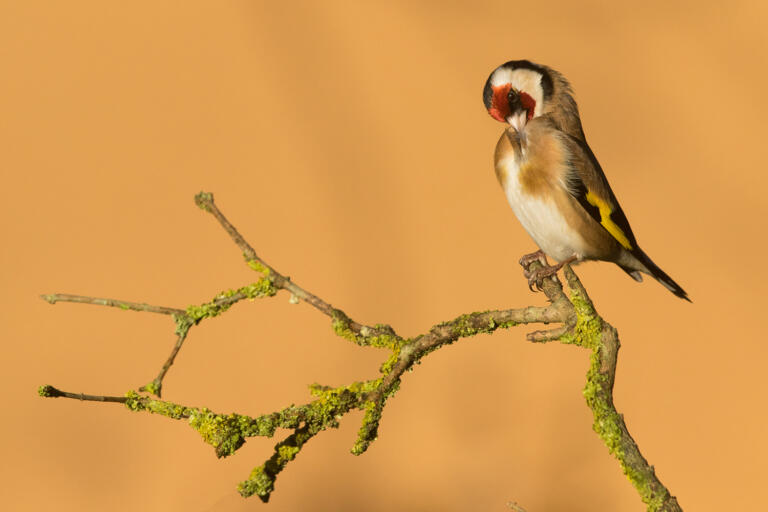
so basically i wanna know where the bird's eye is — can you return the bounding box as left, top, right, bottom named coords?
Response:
left=507, top=88, right=520, bottom=109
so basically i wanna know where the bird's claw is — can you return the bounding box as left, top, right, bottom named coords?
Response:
left=520, top=254, right=577, bottom=293
left=526, top=265, right=560, bottom=292
left=518, top=250, right=548, bottom=268
left=520, top=250, right=551, bottom=290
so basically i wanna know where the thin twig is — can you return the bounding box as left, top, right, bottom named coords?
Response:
left=140, top=326, right=191, bottom=397
left=40, top=293, right=184, bottom=316
left=38, top=385, right=126, bottom=403
left=41, top=282, right=280, bottom=397
left=194, top=192, right=399, bottom=341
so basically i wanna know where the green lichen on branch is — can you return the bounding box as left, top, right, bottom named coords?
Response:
left=331, top=309, right=402, bottom=349
left=185, top=278, right=277, bottom=323
left=554, top=287, right=625, bottom=473
left=558, top=293, right=601, bottom=348
left=189, top=410, right=251, bottom=458
left=379, top=345, right=402, bottom=374
left=443, top=311, right=518, bottom=339
left=558, top=274, right=673, bottom=511
left=245, top=256, right=271, bottom=276
left=352, top=399, right=385, bottom=455
left=306, top=379, right=378, bottom=429
left=122, top=376, right=388, bottom=497
left=141, top=379, right=162, bottom=396
left=38, top=384, right=55, bottom=397
left=238, top=426, right=315, bottom=502
left=584, top=337, right=672, bottom=510
left=172, top=313, right=194, bottom=336
left=194, top=191, right=214, bottom=211
left=123, top=390, right=308, bottom=457
left=124, top=390, right=192, bottom=417
left=237, top=379, right=383, bottom=501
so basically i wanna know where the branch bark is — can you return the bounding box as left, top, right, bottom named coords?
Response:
left=39, top=192, right=682, bottom=510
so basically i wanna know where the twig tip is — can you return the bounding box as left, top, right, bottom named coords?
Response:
left=194, top=191, right=214, bottom=211
left=38, top=385, right=58, bottom=397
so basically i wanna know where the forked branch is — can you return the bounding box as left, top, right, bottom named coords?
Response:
left=39, top=192, right=682, bottom=510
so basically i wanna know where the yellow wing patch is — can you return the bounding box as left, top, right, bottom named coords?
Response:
left=585, top=191, right=633, bottom=250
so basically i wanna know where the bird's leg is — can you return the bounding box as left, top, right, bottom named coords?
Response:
left=525, top=255, right=578, bottom=292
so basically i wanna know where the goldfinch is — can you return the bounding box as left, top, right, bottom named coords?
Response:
left=483, top=60, right=690, bottom=301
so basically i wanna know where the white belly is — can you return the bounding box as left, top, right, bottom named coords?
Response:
left=498, top=155, right=586, bottom=262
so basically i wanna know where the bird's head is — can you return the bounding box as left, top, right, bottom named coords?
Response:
left=483, top=60, right=554, bottom=132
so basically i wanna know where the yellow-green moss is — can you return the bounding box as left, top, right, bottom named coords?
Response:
left=124, top=391, right=192, bottom=418
left=245, top=257, right=271, bottom=276
left=185, top=278, right=277, bottom=323
left=440, top=311, right=518, bottom=339
left=238, top=466, right=274, bottom=500
left=173, top=313, right=193, bottom=337
left=189, top=410, right=247, bottom=458
left=238, top=428, right=315, bottom=501
left=142, top=379, right=161, bottom=397
left=331, top=310, right=402, bottom=349
left=331, top=309, right=358, bottom=343
left=122, top=391, right=314, bottom=459
left=351, top=400, right=383, bottom=455
left=379, top=346, right=401, bottom=375
left=110, top=382, right=359, bottom=460
left=194, top=191, right=213, bottom=211
left=563, top=288, right=670, bottom=510
left=558, top=293, right=601, bottom=348
left=305, top=379, right=378, bottom=429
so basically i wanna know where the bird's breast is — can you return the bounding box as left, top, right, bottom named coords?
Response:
left=494, top=127, right=588, bottom=262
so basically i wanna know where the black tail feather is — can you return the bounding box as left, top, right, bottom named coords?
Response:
left=631, top=248, right=691, bottom=302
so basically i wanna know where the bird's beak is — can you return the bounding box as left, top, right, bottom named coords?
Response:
left=506, top=111, right=528, bottom=132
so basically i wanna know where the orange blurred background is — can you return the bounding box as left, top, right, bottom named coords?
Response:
left=2, top=2, right=766, bottom=510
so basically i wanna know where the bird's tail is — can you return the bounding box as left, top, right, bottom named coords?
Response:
left=622, top=248, right=690, bottom=302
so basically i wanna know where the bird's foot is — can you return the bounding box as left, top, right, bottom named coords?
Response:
left=524, top=256, right=577, bottom=292
left=519, top=250, right=549, bottom=269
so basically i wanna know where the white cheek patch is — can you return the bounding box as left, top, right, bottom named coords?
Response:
left=490, top=68, right=545, bottom=118
left=490, top=68, right=516, bottom=88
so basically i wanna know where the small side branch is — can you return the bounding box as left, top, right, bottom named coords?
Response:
left=41, top=278, right=280, bottom=397
left=38, top=385, right=127, bottom=403
left=40, top=294, right=184, bottom=316
left=140, top=321, right=192, bottom=396
left=194, top=192, right=400, bottom=343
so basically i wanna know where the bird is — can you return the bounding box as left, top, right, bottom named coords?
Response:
left=482, top=59, right=690, bottom=301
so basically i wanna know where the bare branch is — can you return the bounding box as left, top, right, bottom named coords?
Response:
left=41, top=278, right=280, bottom=397
left=40, top=293, right=184, bottom=316
left=139, top=323, right=191, bottom=396
left=194, top=191, right=401, bottom=343
left=38, top=385, right=127, bottom=403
